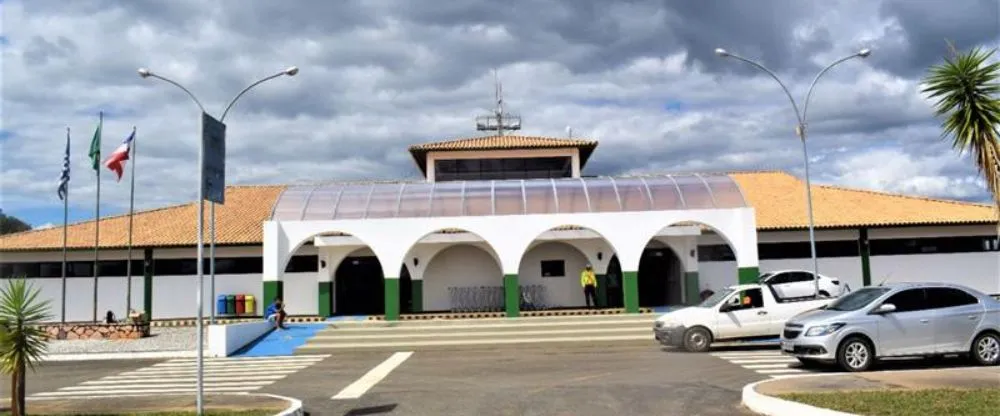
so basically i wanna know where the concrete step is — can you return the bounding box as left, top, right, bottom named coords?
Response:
left=320, top=314, right=657, bottom=328
left=295, top=333, right=654, bottom=352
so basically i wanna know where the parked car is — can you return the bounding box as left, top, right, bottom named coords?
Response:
left=758, top=270, right=849, bottom=299
left=653, top=282, right=836, bottom=352
left=780, top=282, right=1000, bottom=372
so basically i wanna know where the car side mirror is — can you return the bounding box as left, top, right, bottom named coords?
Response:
left=873, top=303, right=896, bottom=314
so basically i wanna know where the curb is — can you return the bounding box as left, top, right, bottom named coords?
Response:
left=42, top=350, right=197, bottom=362
left=255, top=392, right=303, bottom=416
left=742, top=376, right=859, bottom=416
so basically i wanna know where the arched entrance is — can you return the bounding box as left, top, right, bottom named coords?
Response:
left=606, top=255, right=624, bottom=308
left=637, top=242, right=684, bottom=307
left=334, top=250, right=385, bottom=316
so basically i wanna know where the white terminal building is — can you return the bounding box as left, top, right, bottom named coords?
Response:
left=1, top=120, right=998, bottom=322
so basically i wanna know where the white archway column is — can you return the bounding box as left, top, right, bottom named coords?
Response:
left=262, top=221, right=288, bottom=306
left=665, top=236, right=700, bottom=305
left=315, top=245, right=356, bottom=317
left=732, top=208, right=761, bottom=285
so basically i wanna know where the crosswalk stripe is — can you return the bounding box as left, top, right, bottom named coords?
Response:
left=713, top=355, right=786, bottom=360
left=29, top=355, right=325, bottom=399
left=742, top=364, right=793, bottom=369
left=756, top=368, right=806, bottom=374
left=709, top=351, right=782, bottom=356
left=730, top=358, right=797, bottom=364
left=83, top=376, right=287, bottom=384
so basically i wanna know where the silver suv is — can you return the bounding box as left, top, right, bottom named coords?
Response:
left=779, top=282, right=1000, bottom=372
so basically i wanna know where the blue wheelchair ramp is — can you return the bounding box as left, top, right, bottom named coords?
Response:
left=233, top=323, right=326, bottom=357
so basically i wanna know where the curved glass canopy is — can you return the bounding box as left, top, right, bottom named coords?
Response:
left=269, top=173, right=747, bottom=221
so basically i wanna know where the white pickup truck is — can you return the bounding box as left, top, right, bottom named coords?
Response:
left=653, top=282, right=836, bottom=352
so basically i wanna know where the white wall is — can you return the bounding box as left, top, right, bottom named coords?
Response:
left=422, top=244, right=502, bottom=311
left=871, top=253, right=1000, bottom=295
left=519, top=242, right=589, bottom=308
left=25, top=276, right=143, bottom=323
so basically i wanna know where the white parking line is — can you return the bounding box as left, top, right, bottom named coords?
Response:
left=332, top=351, right=413, bottom=400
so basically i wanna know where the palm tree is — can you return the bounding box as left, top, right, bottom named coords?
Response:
left=0, top=278, right=52, bottom=415
left=921, top=43, right=1000, bottom=227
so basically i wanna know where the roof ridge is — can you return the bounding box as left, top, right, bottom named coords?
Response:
left=815, top=182, right=995, bottom=209
left=408, top=134, right=598, bottom=150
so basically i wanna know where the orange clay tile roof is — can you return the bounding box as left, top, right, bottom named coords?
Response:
left=408, top=135, right=599, bottom=175
left=729, top=171, right=997, bottom=230
left=0, top=172, right=995, bottom=252
left=0, top=185, right=284, bottom=252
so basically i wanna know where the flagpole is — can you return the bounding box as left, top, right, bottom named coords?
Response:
left=61, top=127, right=70, bottom=323
left=93, top=112, right=102, bottom=323
left=126, top=126, right=137, bottom=316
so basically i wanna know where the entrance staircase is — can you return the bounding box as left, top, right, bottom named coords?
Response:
left=293, top=312, right=660, bottom=353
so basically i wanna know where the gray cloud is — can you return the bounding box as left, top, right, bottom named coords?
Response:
left=1, top=0, right=996, bottom=226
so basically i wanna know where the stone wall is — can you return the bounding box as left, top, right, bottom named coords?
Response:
left=41, top=323, right=151, bottom=340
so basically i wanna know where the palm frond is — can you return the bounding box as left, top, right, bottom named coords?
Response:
left=0, top=278, right=53, bottom=375
left=921, top=45, right=1000, bottom=221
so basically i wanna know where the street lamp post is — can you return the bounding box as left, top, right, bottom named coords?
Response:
left=137, top=66, right=298, bottom=415
left=714, top=47, right=871, bottom=296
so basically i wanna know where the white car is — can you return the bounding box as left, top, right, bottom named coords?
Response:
left=653, top=282, right=835, bottom=352
left=758, top=270, right=849, bottom=299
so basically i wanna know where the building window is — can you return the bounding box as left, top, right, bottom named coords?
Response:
left=285, top=255, right=318, bottom=273
left=540, top=260, right=565, bottom=277
left=435, top=156, right=572, bottom=181
left=870, top=235, right=1000, bottom=256
left=698, top=245, right=736, bottom=262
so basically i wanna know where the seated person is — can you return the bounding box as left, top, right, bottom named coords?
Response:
left=264, top=298, right=288, bottom=330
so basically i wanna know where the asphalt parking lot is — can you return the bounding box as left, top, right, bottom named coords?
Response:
left=6, top=343, right=990, bottom=416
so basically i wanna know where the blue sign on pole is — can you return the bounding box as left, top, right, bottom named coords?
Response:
left=202, top=112, right=226, bottom=204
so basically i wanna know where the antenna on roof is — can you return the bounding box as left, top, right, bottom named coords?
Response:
left=476, top=69, right=521, bottom=136
left=877, top=272, right=893, bottom=286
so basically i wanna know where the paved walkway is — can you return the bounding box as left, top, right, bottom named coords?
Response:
left=2, top=393, right=289, bottom=414
left=756, top=367, right=1000, bottom=396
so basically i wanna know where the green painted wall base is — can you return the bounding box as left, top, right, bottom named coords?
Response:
left=318, top=281, right=333, bottom=317
left=263, top=280, right=284, bottom=312
left=411, top=280, right=423, bottom=313
left=384, top=278, right=400, bottom=321
left=622, top=271, right=639, bottom=313
left=143, top=248, right=154, bottom=318
left=596, top=274, right=608, bottom=308
left=738, top=267, right=759, bottom=285
left=504, top=274, right=519, bottom=317
left=684, top=271, right=700, bottom=305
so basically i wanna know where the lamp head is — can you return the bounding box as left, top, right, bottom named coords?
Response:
left=137, top=68, right=152, bottom=78
left=714, top=48, right=729, bottom=57
left=283, top=66, right=299, bottom=76
left=858, top=48, right=872, bottom=58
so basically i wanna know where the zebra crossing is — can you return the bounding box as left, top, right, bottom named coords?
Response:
left=710, top=349, right=817, bottom=379
left=30, top=354, right=329, bottom=399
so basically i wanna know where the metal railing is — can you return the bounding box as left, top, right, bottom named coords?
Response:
left=447, top=284, right=549, bottom=312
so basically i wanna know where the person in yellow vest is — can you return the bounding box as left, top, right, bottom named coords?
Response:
left=581, top=264, right=598, bottom=308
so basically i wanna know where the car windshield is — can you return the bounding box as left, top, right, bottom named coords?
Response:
left=825, top=287, right=891, bottom=311
left=698, top=288, right=734, bottom=308
left=757, top=273, right=775, bottom=282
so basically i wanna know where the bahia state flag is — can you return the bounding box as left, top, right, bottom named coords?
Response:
left=103, top=129, right=135, bottom=182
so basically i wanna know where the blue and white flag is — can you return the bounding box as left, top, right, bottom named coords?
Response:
left=58, top=128, right=70, bottom=201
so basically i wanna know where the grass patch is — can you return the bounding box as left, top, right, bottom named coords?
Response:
left=778, top=388, right=1000, bottom=416
left=0, top=411, right=274, bottom=416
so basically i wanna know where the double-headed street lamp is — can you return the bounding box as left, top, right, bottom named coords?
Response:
left=137, top=65, right=298, bottom=415
left=715, top=47, right=871, bottom=296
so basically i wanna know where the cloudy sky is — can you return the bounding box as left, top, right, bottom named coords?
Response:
left=1, top=0, right=998, bottom=228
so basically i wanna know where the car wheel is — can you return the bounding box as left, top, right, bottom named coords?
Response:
left=970, top=332, right=1000, bottom=366
left=837, top=336, right=874, bottom=372
left=682, top=327, right=712, bottom=353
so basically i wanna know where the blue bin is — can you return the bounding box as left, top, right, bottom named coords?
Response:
left=216, top=295, right=228, bottom=315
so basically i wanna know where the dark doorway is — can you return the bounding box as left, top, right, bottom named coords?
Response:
left=400, top=265, right=413, bottom=314
left=335, top=256, right=384, bottom=316
left=638, top=248, right=683, bottom=307
left=606, top=255, right=624, bottom=308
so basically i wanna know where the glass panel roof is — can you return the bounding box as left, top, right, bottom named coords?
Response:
left=269, top=174, right=747, bottom=221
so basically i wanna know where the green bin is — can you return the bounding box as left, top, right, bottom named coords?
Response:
left=226, top=295, right=236, bottom=316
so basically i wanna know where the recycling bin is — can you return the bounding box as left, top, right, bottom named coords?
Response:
left=216, top=295, right=228, bottom=315
left=245, top=295, right=256, bottom=315
left=236, top=294, right=246, bottom=315
left=226, top=295, right=236, bottom=316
